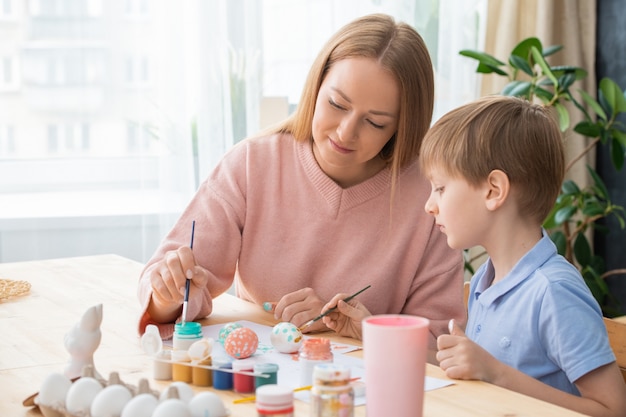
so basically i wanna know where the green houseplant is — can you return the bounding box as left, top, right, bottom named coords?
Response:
left=460, top=37, right=626, bottom=316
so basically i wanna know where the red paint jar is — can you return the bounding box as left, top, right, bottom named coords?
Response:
left=232, top=358, right=256, bottom=393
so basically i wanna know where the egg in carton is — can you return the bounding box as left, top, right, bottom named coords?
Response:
left=31, top=365, right=160, bottom=417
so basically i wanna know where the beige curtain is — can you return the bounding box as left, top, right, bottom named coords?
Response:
left=464, top=0, right=597, bottom=274
left=482, top=0, right=597, bottom=185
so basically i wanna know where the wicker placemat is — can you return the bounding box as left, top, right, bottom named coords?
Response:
left=0, top=278, right=31, bottom=301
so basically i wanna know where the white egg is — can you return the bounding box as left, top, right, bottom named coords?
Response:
left=120, top=393, right=159, bottom=417
left=36, top=372, right=73, bottom=408
left=270, top=322, right=303, bottom=353
left=159, top=381, right=194, bottom=403
left=189, top=391, right=229, bottom=417
left=90, top=384, right=132, bottom=417
left=152, top=399, right=191, bottom=417
left=65, top=376, right=103, bottom=415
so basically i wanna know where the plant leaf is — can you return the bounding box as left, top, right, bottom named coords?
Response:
left=550, top=65, right=588, bottom=80
left=574, top=121, right=602, bottom=137
left=509, top=55, right=534, bottom=76
left=578, top=89, right=608, bottom=121
left=612, top=128, right=626, bottom=148
left=511, top=37, right=543, bottom=60
left=600, top=77, right=626, bottom=113
left=477, top=62, right=508, bottom=76
left=561, top=179, right=581, bottom=195
left=554, top=205, right=577, bottom=225
left=554, top=102, right=570, bottom=132
left=502, top=80, right=532, bottom=97
left=531, top=46, right=558, bottom=87
left=574, top=233, right=592, bottom=267
left=459, top=50, right=506, bottom=67
left=542, top=44, right=563, bottom=57
left=587, top=165, right=610, bottom=199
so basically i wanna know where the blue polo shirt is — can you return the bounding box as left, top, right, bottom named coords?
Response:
left=467, top=231, right=615, bottom=395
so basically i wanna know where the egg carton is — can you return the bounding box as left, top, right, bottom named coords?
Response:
left=33, top=365, right=161, bottom=417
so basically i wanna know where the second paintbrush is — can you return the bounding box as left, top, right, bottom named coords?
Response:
left=298, top=284, right=371, bottom=332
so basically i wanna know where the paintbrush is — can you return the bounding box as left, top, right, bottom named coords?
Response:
left=181, top=220, right=196, bottom=325
left=298, top=284, right=371, bottom=332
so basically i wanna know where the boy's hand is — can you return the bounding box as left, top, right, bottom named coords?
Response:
left=436, top=319, right=498, bottom=383
left=321, top=293, right=371, bottom=340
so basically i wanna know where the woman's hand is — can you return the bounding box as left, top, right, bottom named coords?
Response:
left=321, top=293, right=371, bottom=340
left=273, top=287, right=329, bottom=333
left=147, top=246, right=209, bottom=323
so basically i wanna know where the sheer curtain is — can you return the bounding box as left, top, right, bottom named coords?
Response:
left=0, top=0, right=485, bottom=263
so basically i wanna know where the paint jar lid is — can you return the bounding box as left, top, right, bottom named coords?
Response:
left=175, top=321, right=202, bottom=336
left=254, top=362, right=279, bottom=373
left=313, top=363, right=351, bottom=382
left=256, top=384, right=293, bottom=408
left=171, top=349, right=190, bottom=362
left=212, top=355, right=233, bottom=368
left=232, top=358, right=255, bottom=371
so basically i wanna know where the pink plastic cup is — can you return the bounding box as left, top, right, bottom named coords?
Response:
left=362, top=314, right=430, bottom=417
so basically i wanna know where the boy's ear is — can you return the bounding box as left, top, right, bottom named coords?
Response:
left=485, top=169, right=510, bottom=211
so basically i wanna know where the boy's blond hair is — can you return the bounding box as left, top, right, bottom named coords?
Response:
left=419, top=95, right=564, bottom=224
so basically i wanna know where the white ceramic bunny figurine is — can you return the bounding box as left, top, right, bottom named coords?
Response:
left=63, top=303, right=103, bottom=379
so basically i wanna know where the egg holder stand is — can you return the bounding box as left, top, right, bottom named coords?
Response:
left=24, top=364, right=162, bottom=417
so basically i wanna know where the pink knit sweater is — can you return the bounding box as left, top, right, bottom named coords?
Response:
left=138, top=133, right=466, bottom=346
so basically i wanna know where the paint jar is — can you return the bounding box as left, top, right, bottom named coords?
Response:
left=153, top=350, right=173, bottom=380
left=171, top=349, right=192, bottom=383
left=310, top=364, right=354, bottom=417
left=212, top=356, right=234, bottom=390
left=174, top=321, right=203, bottom=351
left=254, top=363, right=279, bottom=389
left=256, top=384, right=294, bottom=417
left=298, top=337, right=332, bottom=386
left=192, top=356, right=213, bottom=387
left=232, top=358, right=256, bottom=393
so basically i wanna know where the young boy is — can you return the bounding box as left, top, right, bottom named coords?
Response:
left=322, top=95, right=626, bottom=416
left=419, top=95, right=626, bottom=416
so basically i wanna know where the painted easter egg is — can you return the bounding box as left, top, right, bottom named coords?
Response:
left=224, top=327, right=259, bottom=359
left=270, top=322, right=303, bottom=353
left=218, top=322, right=243, bottom=344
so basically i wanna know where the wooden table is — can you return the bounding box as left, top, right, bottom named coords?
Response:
left=0, top=254, right=586, bottom=416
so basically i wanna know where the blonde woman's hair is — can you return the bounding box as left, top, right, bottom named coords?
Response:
left=273, top=13, right=434, bottom=190
left=419, top=95, right=565, bottom=224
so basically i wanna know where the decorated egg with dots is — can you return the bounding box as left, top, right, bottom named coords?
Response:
left=224, top=327, right=259, bottom=359
left=218, top=322, right=243, bottom=344
left=270, top=322, right=303, bottom=353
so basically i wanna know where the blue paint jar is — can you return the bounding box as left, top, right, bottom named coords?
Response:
left=212, top=356, right=233, bottom=390
left=254, top=363, right=279, bottom=388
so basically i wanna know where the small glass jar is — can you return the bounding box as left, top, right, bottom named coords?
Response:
left=174, top=321, right=203, bottom=351
left=310, top=364, right=354, bottom=417
left=299, top=338, right=332, bottom=386
left=254, top=363, right=279, bottom=388
left=256, top=384, right=294, bottom=417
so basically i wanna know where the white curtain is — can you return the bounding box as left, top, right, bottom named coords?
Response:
left=0, top=0, right=485, bottom=263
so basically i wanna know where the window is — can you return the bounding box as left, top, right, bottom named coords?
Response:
left=0, top=0, right=485, bottom=263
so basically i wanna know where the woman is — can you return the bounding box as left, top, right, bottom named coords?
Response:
left=137, top=13, right=465, bottom=348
